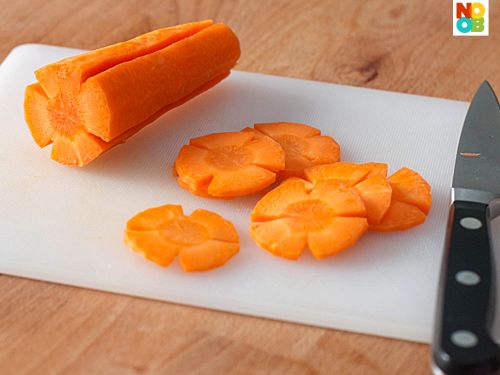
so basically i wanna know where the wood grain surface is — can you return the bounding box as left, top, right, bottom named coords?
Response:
left=1, top=0, right=499, bottom=374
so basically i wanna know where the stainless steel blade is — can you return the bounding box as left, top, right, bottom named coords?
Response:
left=453, top=81, right=500, bottom=203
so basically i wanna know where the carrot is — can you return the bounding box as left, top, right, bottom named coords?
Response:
left=305, top=162, right=393, bottom=223
left=363, top=162, right=388, bottom=178
left=124, top=204, right=239, bottom=272
left=369, top=201, right=427, bottom=232
left=304, top=162, right=372, bottom=186
left=250, top=178, right=368, bottom=260
left=174, top=131, right=285, bottom=198
left=370, top=168, right=432, bottom=231
left=387, top=167, right=432, bottom=215
left=354, top=177, right=392, bottom=225
left=245, top=122, right=340, bottom=179
left=25, top=21, right=240, bottom=166
left=36, top=20, right=214, bottom=101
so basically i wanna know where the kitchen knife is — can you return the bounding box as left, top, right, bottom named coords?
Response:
left=432, top=81, right=500, bottom=375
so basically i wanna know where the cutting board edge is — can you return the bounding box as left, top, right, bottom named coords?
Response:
left=0, top=263, right=432, bottom=344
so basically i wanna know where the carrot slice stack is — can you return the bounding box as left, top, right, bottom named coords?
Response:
left=25, top=20, right=241, bottom=166
left=370, top=168, right=432, bottom=231
left=245, top=122, right=340, bottom=179
left=304, top=162, right=392, bottom=225
left=124, top=204, right=239, bottom=271
left=174, top=131, right=285, bottom=198
left=250, top=178, right=368, bottom=260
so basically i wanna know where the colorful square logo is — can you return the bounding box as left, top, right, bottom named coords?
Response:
left=453, top=0, right=489, bottom=36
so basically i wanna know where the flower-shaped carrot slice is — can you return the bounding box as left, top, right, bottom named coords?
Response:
left=246, top=122, right=340, bottom=180
left=124, top=204, right=239, bottom=271
left=174, top=131, right=285, bottom=198
left=250, top=178, right=368, bottom=260
left=354, top=177, right=392, bottom=225
left=305, top=162, right=388, bottom=185
left=371, top=168, right=432, bottom=231
left=304, top=162, right=392, bottom=224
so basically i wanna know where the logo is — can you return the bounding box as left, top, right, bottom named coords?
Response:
left=453, top=0, right=489, bottom=36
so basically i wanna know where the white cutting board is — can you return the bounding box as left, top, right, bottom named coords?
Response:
left=1, top=44, right=495, bottom=344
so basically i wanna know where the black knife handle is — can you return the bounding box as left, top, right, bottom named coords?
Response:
left=432, top=200, right=500, bottom=374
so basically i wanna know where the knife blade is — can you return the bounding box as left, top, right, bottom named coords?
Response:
left=432, top=81, right=500, bottom=375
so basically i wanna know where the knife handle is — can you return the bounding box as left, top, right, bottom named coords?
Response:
left=432, top=200, right=500, bottom=375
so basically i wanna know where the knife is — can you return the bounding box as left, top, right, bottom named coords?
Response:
left=432, top=81, right=500, bottom=375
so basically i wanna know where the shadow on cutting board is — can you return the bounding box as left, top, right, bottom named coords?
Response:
left=81, top=76, right=317, bottom=186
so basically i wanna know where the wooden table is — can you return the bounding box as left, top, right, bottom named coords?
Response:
left=1, top=1, right=498, bottom=374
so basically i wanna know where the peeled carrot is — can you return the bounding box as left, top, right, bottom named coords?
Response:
left=371, top=168, right=432, bottom=231
left=245, top=122, right=340, bottom=179
left=250, top=178, right=368, bottom=260
left=174, top=131, right=285, bottom=198
left=25, top=20, right=240, bottom=166
left=36, top=20, right=214, bottom=101
left=124, top=204, right=239, bottom=272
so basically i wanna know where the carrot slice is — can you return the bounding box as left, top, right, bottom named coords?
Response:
left=25, top=21, right=240, bottom=166
left=354, top=177, right=392, bottom=225
left=174, top=131, right=285, bottom=198
left=179, top=240, right=240, bottom=272
left=370, top=201, right=427, bottom=232
left=124, top=204, right=239, bottom=271
left=249, top=219, right=307, bottom=260
left=363, top=162, right=388, bottom=178
left=304, top=162, right=371, bottom=186
left=308, top=217, right=368, bottom=259
left=247, top=122, right=340, bottom=179
left=309, top=180, right=366, bottom=217
left=250, top=178, right=368, bottom=260
left=389, top=167, right=432, bottom=215
left=368, top=168, right=432, bottom=231
left=251, top=178, right=310, bottom=221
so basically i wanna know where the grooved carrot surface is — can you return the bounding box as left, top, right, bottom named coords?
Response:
left=24, top=20, right=240, bottom=166
left=174, top=131, right=285, bottom=198
left=246, top=122, right=340, bottom=180
left=124, top=204, right=239, bottom=272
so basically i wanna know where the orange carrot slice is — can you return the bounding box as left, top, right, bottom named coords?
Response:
left=354, top=177, right=392, bottom=225
left=25, top=21, right=240, bottom=166
left=369, top=201, right=427, bottom=232
left=246, top=122, right=340, bottom=179
left=304, top=162, right=394, bottom=225
left=304, top=162, right=371, bottom=186
left=363, top=162, right=388, bottom=178
left=370, top=168, right=432, bottom=231
left=388, top=167, right=432, bottom=215
left=174, top=131, right=285, bottom=198
left=124, top=204, right=239, bottom=271
left=250, top=178, right=368, bottom=260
